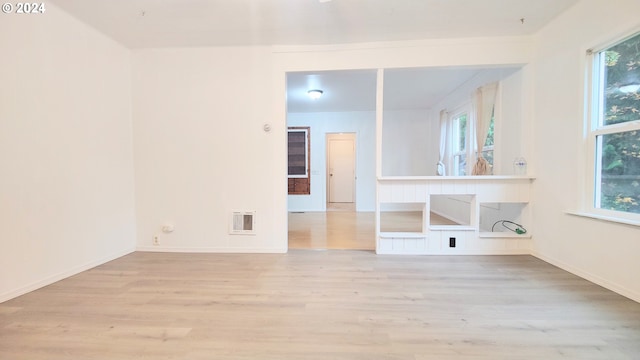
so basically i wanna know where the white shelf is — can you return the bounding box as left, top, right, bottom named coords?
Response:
left=429, top=225, right=475, bottom=231
left=479, top=232, right=532, bottom=239
left=379, top=232, right=427, bottom=238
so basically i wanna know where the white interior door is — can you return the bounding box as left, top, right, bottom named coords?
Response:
left=327, top=134, right=356, bottom=203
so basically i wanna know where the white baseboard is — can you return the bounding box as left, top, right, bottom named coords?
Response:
left=376, top=249, right=531, bottom=255
left=136, top=246, right=287, bottom=254
left=532, top=251, right=640, bottom=304
left=0, top=247, right=135, bottom=303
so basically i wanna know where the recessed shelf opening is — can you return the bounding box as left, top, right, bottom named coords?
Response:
left=380, top=203, right=424, bottom=233
left=429, top=194, right=474, bottom=227
left=479, top=202, right=527, bottom=235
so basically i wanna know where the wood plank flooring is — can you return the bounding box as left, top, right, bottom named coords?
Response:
left=288, top=211, right=456, bottom=250
left=288, top=211, right=376, bottom=250
left=1, top=251, right=639, bottom=359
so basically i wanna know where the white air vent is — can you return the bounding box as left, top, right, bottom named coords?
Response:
left=230, top=211, right=256, bottom=235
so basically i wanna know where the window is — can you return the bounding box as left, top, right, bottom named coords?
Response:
left=288, top=127, right=310, bottom=195
left=588, top=31, right=640, bottom=217
left=451, top=112, right=468, bottom=176
left=449, top=92, right=497, bottom=177
left=480, top=115, right=495, bottom=174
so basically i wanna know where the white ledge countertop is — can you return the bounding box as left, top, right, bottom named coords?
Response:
left=377, top=175, right=536, bottom=181
left=566, top=211, right=640, bottom=227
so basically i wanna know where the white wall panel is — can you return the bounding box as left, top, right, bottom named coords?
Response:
left=0, top=4, right=136, bottom=301
left=133, top=47, right=283, bottom=252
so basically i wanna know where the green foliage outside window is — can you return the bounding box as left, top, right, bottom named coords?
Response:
left=483, top=114, right=495, bottom=173
left=599, top=33, right=640, bottom=214
left=457, top=114, right=467, bottom=152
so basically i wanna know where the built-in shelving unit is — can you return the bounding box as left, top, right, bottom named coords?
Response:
left=376, top=176, right=534, bottom=255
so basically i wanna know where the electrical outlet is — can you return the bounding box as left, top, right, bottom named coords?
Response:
left=153, top=235, right=159, bottom=245
left=449, top=237, right=456, bottom=248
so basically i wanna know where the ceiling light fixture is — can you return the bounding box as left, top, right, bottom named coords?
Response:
left=307, top=89, right=324, bottom=100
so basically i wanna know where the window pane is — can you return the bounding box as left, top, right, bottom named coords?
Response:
left=456, top=114, right=467, bottom=152
left=455, top=154, right=466, bottom=176
left=484, top=115, right=494, bottom=147
left=482, top=116, right=495, bottom=173
left=288, top=131, right=307, bottom=175
left=482, top=149, right=494, bottom=173
left=601, top=32, right=640, bottom=126
left=597, top=131, right=640, bottom=214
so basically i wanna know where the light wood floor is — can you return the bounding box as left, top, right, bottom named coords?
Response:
left=288, top=210, right=456, bottom=250
left=1, top=251, right=639, bottom=359
left=288, top=211, right=376, bottom=250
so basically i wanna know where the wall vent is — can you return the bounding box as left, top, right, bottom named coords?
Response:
left=230, top=211, right=256, bottom=235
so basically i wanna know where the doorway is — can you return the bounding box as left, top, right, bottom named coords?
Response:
left=286, top=69, right=377, bottom=251
left=326, top=133, right=356, bottom=210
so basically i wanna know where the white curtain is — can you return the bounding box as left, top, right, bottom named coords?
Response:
left=471, top=82, right=499, bottom=175
left=437, top=109, right=447, bottom=176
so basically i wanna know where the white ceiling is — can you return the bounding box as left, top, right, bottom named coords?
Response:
left=49, top=0, right=574, bottom=113
left=287, top=70, right=377, bottom=113
left=287, top=66, right=521, bottom=113
left=50, top=0, right=579, bottom=49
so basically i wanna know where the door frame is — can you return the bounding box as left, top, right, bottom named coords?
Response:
left=325, top=132, right=357, bottom=207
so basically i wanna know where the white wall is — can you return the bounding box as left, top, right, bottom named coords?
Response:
left=498, top=70, right=528, bottom=174
left=382, top=109, right=436, bottom=176
left=132, top=47, right=285, bottom=252
left=287, top=111, right=376, bottom=212
left=0, top=5, right=136, bottom=301
left=531, top=0, right=640, bottom=302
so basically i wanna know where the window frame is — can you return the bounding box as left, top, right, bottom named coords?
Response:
left=449, top=105, right=471, bottom=176
left=287, top=126, right=311, bottom=195
left=287, top=127, right=310, bottom=179
left=585, top=31, right=640, bottom=222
